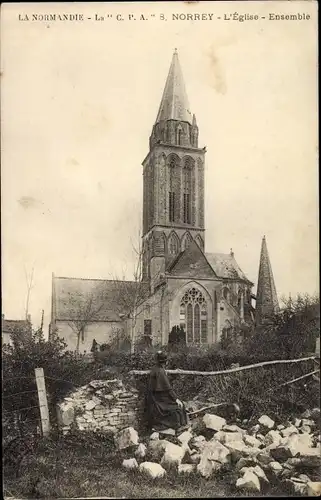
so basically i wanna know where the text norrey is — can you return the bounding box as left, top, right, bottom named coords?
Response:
left=172, top=13, right=214, bottom=21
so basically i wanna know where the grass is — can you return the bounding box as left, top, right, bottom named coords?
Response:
left=3, top=436, right=290, bottom=499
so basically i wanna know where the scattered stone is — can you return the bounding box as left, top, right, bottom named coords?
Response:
left=135, top=443, right=147, bottom=459
left=139, top=461, right=166, bottom=479
left=277, top=424, right=285, bottom=431
left=298, top=474, right=311, bottom=483
left=197, top=440, right=230, bottom=478
left=203, top=413, right=226, bottom=432
left=149, top=432, right=159, bottom=440
left=122, top=458, right=138, bottom=470
left=244, top=435, right=261, bottom=448
left=301, top=409, right=312, bottom=419
left=222, top=431, right=244, bottom=445
left=284, top=478, right=307, bottom=495
left=148, top=439, right=171, bottom=461
left=160, top=442, right=185, bottom=468
left=269, top=461, right=283, bottom=474
left=281, top=425, right=298, bottom=438
left=57, top=402, right=75, bottom=427
left=177, top=430, right=193, bottom=446
left=301, top=418, right=315, bottom=427
left=115, top=427, right=139, bottom=450
left=236, top=457, right=258, bottom=470
left=159, top=428, right=175, bottom=436
left=223, top=424, right=245, bottom=434
left=250, top=424, right=260, bottom=435
left=190, top=435, right=207, bottom=452
left=307, top=481, right=321, bottom=496
left=85, top=400, right=97, bottom=411
left=258, top=415, right=274, bottom=430
left=264, top=430, right=282, bottom=447
left=178, top=463, right=196, bottom=475
left=301, top=425, right=312, bottom=434
left=236, top=470, right=261, bottom=493
left=225, top=441, right=250, bottom=462
left=257, top=452, right=273, bottom=465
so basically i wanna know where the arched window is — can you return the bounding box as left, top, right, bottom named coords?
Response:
left=183, top=157, right=193, bottom=224
left=180, top=288, right=208, bottom=344
left=177, top=125, right=183, bottom=145
left=195, top=235, right=204, bottom=250
left=168, top=232, right=179, bottom=257
left=168, top=156, right=178, bottom=223
left=182, top=232, right=193, bottom=251
left=222, top=287, right=231, bottom=302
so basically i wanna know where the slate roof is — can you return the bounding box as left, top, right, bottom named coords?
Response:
left=2, top=319, right=31, bottom=334
left=155, top=49, right=193, bottom=125
left=205, top=252, right=252, bottom=283
left=52, top=277, right=150, bottom=322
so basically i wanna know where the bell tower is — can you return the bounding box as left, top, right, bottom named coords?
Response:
left=142, top=50, right=206, bottom=289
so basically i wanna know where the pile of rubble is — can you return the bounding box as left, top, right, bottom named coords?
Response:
left=114, top=408, right=321, bottom=496
left=56, top=379, right=139, bottom=434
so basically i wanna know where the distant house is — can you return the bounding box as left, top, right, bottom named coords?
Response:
left=1, top=314, right=32, bottom=346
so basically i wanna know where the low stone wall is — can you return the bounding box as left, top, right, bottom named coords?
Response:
left=56, top=378, right=139, bottom=434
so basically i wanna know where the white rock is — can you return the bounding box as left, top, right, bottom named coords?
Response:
left=135, top=443, right=147, bottom=459
left=244, top=435, right=261, bottom=448
left=253, top=465, right=269, bottom=484
left=236, top=471, right=261, bottom=493
left=178, top=464, right=196, bottom=475
left=122, top=458, right=138, bottom=470
left=148, top=439, right=170, bottom=461
left=301, top=418, right=315, bottom=427
left=114, top=427, right=139, bottom=450
left=161, top=442, right=185, bottom=467
left=149, top=432, right=159, bottom=440
left=236, top=457, right=258, bottom=470
left=264, top=430, right=282, bottom=447
left=257, top=452, right=273, bottom=465
left=203, top=413, right=226, bottom=431
left=197, top=440, right=230, bottom=478
left=284, top=479, right=307, bottom=495
left=56, top=402, right=75, bottom=426
left=225, top=440, right=251, bottom=462
left=223, top=424, right=245, bottom=433
left=294, top=418, right=301, bottom=427
left=250, top=424, right=260, bottom=435
left=258, top=415, right=274, bottom=430
left=277, top=424, right=285, bottom=431
left=190, top=435, right=207, bottom=452
left=223, top=432, right=244, bottom=445
left=281, top=425, right=298, bottom=438
left=139, top=461, right=166, bottom=479
left=269, top=461, right=283, bottom=473
left=177, top=430, right=193, bottom=446
left=85, top=400, right=97, bottom=411
left=307, top=482, right=321, bottom=496
left=159, top=428, right=176, bottom=436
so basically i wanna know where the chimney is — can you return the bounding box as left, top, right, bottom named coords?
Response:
left=230, top=248, right=234, bottom=258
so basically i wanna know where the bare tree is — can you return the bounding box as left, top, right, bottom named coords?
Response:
left=68, top=290, right=105, bottom=353
left=24, top=265, right=35, bottom=320
left=111, top=231, right=167, bottom=353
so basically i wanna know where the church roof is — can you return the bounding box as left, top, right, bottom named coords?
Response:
left=52, top=276, right=149, bottom=322
left=155, top=49, right=193, bottom=125
left=255, top=236, right=279, bottom=324
left=205, top=252, right=252, bottom=282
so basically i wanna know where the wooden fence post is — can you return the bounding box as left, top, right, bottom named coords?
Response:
left=35, top=367, right=50, bottom=437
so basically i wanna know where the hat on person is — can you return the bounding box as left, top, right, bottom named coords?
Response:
left=156, top=351, right=168, bottom=363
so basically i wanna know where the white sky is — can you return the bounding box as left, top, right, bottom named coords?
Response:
left=1, top=2, right=319, bottom=335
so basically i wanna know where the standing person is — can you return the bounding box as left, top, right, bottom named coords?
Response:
left=146, top=351, right=189, bottom=434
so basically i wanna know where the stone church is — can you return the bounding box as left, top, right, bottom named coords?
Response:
left=50, top=51, right=279, bottom=352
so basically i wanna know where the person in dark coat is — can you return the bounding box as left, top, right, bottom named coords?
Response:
left=146, top=351, right=189, bottom=433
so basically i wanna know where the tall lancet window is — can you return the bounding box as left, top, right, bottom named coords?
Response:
left=183, top=157, right=193, bottom=224
left=168, top=156, right=178, bottom=223
left=180, top=287, right=208, bottom=344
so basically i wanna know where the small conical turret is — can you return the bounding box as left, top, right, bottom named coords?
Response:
left=256, top=236, right=279, bottom=325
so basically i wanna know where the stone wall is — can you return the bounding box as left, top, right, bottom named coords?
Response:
left=56, top=378, right=139, bottom=435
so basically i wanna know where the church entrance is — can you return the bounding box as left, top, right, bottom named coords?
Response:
left=179, top=287, right=208, bottom=344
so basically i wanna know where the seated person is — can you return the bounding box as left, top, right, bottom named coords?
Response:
left=146, top=351, right=189, bottom=433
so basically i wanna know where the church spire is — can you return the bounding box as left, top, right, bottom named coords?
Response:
left=256, top=236, right=279, bottom=325
left=155, top=49, right=192, bottom=125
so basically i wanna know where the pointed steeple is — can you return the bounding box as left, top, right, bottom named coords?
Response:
left=256, top=236, right=279, bottom=325
left=155, top=49, right=192, bottom=125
